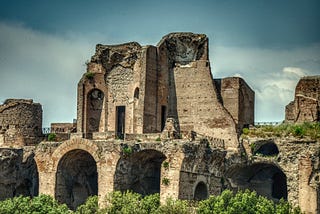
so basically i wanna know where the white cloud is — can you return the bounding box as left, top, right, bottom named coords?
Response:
left=211, top=44, right=320, bottom=122
left=282, top=66, right=307, bottom=77
left=0, top=21, right=319, bottom=125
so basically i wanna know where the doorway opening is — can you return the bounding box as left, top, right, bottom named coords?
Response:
left=116, top=106, right=125, bottom=139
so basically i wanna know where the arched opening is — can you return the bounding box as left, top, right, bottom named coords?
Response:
left=114, top=149, right=166, bottom=196
left=15, top=155, right=39, bottom=197
left=0, top=149, right=38, bottom=200
left=86, top=89, right=104, bottom=133
left=254, top=142, right=279, bottom=156
left=55, top=149, right=98, bottom=210
left=134, top=87, right=139, bottom=99
left=226, top=163, right=287, bottom=200
left=194, top=182, right=208, bottom=201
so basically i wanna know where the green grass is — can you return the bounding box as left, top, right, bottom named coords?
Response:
left=242, top=122, right=320, bottom=140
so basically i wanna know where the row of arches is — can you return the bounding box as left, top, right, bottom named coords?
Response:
left=0, top=147, right=289, bottom=210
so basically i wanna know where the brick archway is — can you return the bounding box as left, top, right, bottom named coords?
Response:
left=52, top=138, right=101, bottom=209
left=52, top=138, right=100, bottom=168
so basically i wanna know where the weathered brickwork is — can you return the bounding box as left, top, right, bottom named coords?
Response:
left=0, top=147, right=38, bottom=200
left=285, top=76, right=320, bottom=123
left=0, top=33, right=319, bottom=213
left=0, top=99, right=42, bottom=147
left=215, top=77, right=255, bottom=132
left=76, top=33, right=254, bottom=150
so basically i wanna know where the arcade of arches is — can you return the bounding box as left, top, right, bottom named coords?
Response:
left=0, top=138, right=319, bottom=213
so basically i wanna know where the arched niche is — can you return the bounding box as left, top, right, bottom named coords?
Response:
left=86, top=89, right=104, bottom=132
left=194, top=181, right=208, bottom=201
left=114, top=149, right=166, bottom=196
left=253, top=141, right=279, bottom=156
left=55, top=149, right=98, bottom=210
left=134, top=87, right=139, bottom=99
left=226, top=163, right=287, bottom=200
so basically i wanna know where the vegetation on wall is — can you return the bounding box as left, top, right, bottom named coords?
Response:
left=242, top=122, right=320, bottom=140
left=47, top=133, right=57, bottom=141
left=85, top=72, right=95, bottom=79
left=0, top=190, right=302, bottom=214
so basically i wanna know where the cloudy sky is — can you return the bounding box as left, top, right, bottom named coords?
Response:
left=0, top=0, right=319, bottom=127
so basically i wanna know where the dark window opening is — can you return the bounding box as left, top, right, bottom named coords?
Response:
left=134, top=88, right=139, bottom=99
left=116, top=106, right=125, bottom=139
left=254, top=142, right=279, bottom=156
left=161, top=106, right=167, bottom=131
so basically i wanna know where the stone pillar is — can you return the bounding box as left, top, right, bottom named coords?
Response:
left=97, top=152, right=120, bottom=207
left=299, top=156, right=318, bottom=214
left=160, top=150, right=184, bottom=203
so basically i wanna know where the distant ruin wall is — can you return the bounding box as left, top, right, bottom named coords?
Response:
left=285, top=76, right=320, bottom=123
left=0, top=99, right=42, bottom=147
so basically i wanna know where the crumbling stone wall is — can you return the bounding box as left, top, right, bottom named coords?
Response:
left=215, top=77, right=255, bottom=132
left=0, top=99, right=42, bottom=147
left=241, top=137, right=320, bottom=214
left=285, top=76, right=320, bottom=123
left=157, top=33, right=240, bottom=150
left=0, top=148, right=38, bottom=200
left=76, top=33, right=254, bottom=151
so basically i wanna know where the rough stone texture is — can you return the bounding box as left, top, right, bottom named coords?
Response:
left=76, top=32, right=254, bottom=150
left=51, top=122, right=77, bottom=141
left=285, top=76, right=320, bottom=123
left=0, top=148, right=38, bottom=200
left=214, top=77, right=255, bottom=132
left=2, top=32, right=319, bottom=213
left=241, top=137, right=320, bottom=214
left=0, top=99, right=42, bottom=147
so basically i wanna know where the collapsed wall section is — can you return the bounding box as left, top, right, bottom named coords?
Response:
left=216, top=77, right=254, bottom=132
left=157, top=33, right=239, bottom=149
left=285, top=76, right=320, bottom=123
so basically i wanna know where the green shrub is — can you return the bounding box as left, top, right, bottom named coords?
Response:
left=155, top=137, right=161, bottom=141
left=47, top=133, right=57, bottom=141
left=140, top=193, right=160, bottom=214
left=0, top=194, right=70, bottom=214
left=242, top=128, right=250, bottom=135
left=75, top=196, right=98, bottom=214
left=157, top=198, right=190, bottom=214
left=197, top=189, right=302, bottom=214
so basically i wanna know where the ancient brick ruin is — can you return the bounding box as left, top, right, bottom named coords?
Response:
left=0, top=33, right=319, bottom=213
left=286, top=76, right=320, bottom=123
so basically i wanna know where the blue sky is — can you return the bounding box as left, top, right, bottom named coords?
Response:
left=0, top=0, right=319, bottom=127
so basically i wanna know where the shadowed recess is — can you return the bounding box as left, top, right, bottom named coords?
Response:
left=55, top=149, right=98, bottom=210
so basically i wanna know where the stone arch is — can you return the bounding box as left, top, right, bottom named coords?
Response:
left=225, top=162, right=288, bottom=200
left=114, top=149, right=166, bottom=196
left=55, top=149, right=98, bottom=210
left=15, top=153, right=39, bottom=198
left=193, top=181, right=208, bottom=201
left=52, top=138, right=100, bottom=164
left=86, top=88, right=105, bottom=132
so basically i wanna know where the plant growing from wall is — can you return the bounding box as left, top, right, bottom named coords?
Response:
left=122, top=146, right=133, bottom=156
left=85, top=71, right=94, bottom=79
left=155, top=137, right=161, bottom=141
left=163, top=161, right=169, bottom=170
left=47, top=133, right=56, bottom=141
left=162, top=177, right=170, bottom=186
